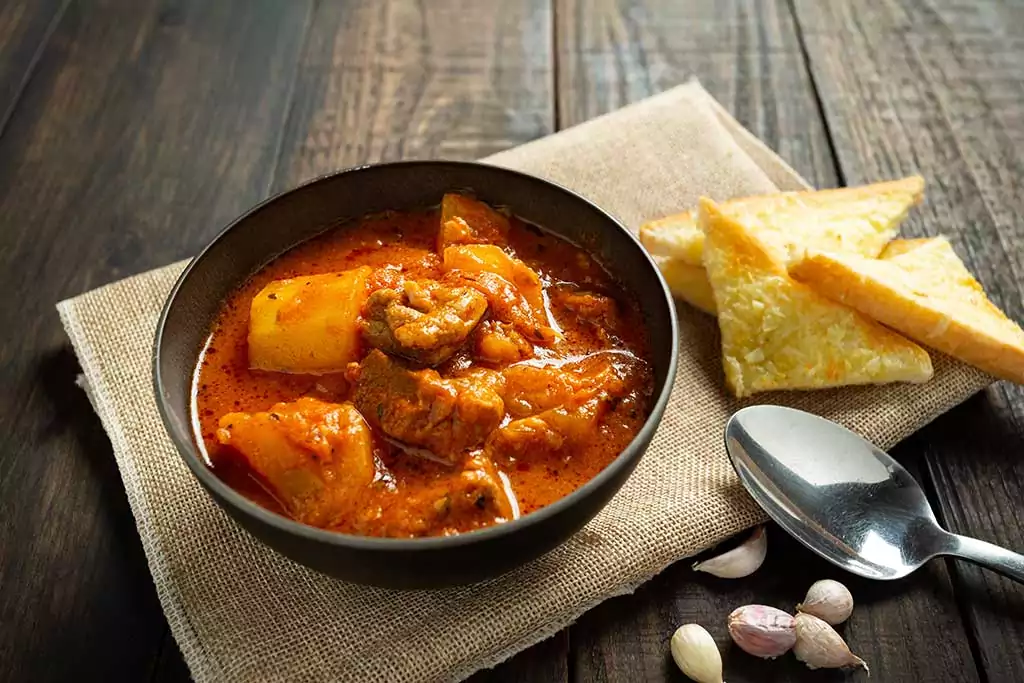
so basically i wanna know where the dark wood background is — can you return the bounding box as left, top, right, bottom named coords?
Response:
left=1, top=1, right=1022, bottom=681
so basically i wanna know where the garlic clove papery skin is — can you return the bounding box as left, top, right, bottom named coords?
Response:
left=670, top=624, right=725, bottom=683
left=692, top=526, right=767, bottom=579
left=793, top=612, right=869, bottom=673
left=797, top=579, right=854, bottom=625
left=727, top=605, right=796, bottom=659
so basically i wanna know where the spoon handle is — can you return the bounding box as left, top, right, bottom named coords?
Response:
left=947, top=534, right=1024, bottom=584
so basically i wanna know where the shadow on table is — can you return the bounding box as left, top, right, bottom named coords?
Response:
left=36, top=346, right=142, bottom=542
left=5, top=347, right=169, bottom=678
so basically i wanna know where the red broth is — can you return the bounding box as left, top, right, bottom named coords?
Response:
left=193, top=205, right=652, bottom=537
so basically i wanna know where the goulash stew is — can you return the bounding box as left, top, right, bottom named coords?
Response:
left=194, top=195, right=653, bottom=537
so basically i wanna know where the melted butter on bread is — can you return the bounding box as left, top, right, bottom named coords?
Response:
left=790, top=237, right=1024, bottom=384
left=699, top=198, right=933, bottom=397
left=640, top=176, right=924, bottom=267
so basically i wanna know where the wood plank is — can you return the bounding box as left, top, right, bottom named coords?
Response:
left=572, top=516, right=976, bottom=682
left=271, top=0, right=555, bottom=193
left=791, top=0, right=1024, bottom=679
left=0, top=0, right=66, bottom=130
left=470, top=632, right=570, bottom=683
left=556, top=1, right=981, bottom=681
left=153, top=1, right=563, bottom=680
left=555, top=0, right=838, bottom=186
left=0, top=1, right=312, bottom=680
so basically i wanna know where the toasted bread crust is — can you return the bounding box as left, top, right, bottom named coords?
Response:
left=653, top=255, right=716, bottom=315
left=639, top=176, right=924, bottom=266
left=790, top=238, right=1024, bottom=383
left=639, top=210, right=702, bottom=264
left=879, top=237, right=932, bottom=259
left=650, top=238, right=934, bottom=321
left=700, top=198, right=933, bottom=397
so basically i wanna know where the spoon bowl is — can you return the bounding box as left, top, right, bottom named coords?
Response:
left=725, top=405, right=1024, bottom=583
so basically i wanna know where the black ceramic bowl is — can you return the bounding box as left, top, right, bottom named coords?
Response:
left=154, top=161, right=678, bottom=589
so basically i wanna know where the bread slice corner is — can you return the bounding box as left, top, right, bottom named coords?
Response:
left=698, top=197, right=933, bottom=397
left=639, top=209, right=703, bottom=265
left=640, top=175, right=925, bottom=268
left=790, top=236, right=1024, bottom=384
left=652, top=255, right=717, bottom=315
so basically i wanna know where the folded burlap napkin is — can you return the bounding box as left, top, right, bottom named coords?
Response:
left=57, top=80, right=990, bottom=683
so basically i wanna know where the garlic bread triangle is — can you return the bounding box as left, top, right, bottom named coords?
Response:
left=699, top=198, right=933, bottom=398
left=790, top=237, right=1024, bottom=383
left=641, top=176, right=924, bottom=267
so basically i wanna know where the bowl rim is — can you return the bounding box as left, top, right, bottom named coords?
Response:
left=153, top=159, right=680, bottom=552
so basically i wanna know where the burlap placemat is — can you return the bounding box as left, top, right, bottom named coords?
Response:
left=57, top=80, right=991, bottom=683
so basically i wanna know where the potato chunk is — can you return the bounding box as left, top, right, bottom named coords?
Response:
left=216, top=397, right=375, bottom=527
left=248, top=266, right=371, bottom=374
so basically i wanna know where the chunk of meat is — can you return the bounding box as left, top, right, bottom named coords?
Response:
left=552, top=288, right=621, bottom=329
left=442, top=244, right=548, bottom=319
left=347, top=350, right=505, bottom=463
left=248, top=267, right=371, bottom=374
left=361, top=279, right=488, bottom=366
left=216, top=397, right=375, bottom=527
left=442, top=269, right=557, bottom=344
left=502, top=351, right=642, bottom=418
left=387, top=452, right=518, bottom=536
left=437, top=193, right=510, bottom=252
left=487, top=395, right=608, bottom=459
left=452, top=363, right=506, bottom=390
left=366, top=264, right=405, bottom=291
left=438, top=244, right=552, bottom=344
left=473, top=320, right=533, bottom=364
left=443, top=452, right=517, bottom=523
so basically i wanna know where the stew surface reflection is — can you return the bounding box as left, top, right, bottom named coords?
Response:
left=194, top=195, right=653, bottom=537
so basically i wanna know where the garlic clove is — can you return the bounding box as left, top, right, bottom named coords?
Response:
left=797, top=579, right=854, bottom=625
left=692, top=526, right=767, bottom=579
left=727, top=605, right=796, bottom=659
left=670, top=624, right=725, bottom=683
left=793, top=612, right=869, bottom=673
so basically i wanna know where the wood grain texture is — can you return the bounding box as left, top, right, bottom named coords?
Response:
left=0, top=0, right=66, bottom=130
left=556, top=1, right=981, bottom=681
left=555, top=0, right=838, bottom=187
left=271, top=0, right=554, bottom=192
left=0, top=0, right=1020, bottom=682
left=791, top=0, right=1024, bottom=679
left=0, top=1, right=312, bottom=680
left=471, top=632, right=570, bottom=683
left=573, top=517, right=976, bottom=682
left=567, top=461, right=979, bottom=683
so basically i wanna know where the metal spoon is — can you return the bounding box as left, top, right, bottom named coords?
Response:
left=725, top=405, right=1024, bottom=583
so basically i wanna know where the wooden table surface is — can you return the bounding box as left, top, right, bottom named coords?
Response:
left=2, top=1, right=1023, bottom=681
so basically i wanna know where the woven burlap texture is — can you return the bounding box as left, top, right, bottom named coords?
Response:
left=57, top=80, right=990, bottom=683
